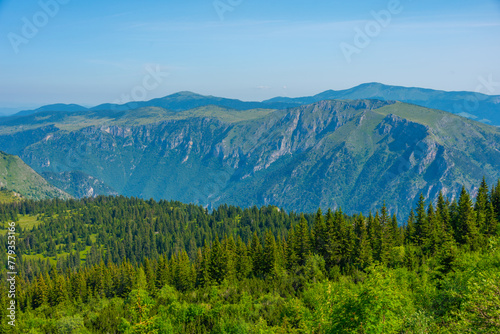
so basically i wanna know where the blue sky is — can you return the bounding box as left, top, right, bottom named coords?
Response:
left=0, top=0, right=499, bottom=112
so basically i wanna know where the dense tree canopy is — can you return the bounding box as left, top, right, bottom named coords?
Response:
left=1, top=179, right=499, bottom=333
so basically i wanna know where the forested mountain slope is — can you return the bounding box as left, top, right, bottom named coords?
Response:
left=0, top=179, right=499, bottom=333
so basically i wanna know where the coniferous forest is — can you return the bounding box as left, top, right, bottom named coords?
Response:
left=1, top=178, right=500, bottom=333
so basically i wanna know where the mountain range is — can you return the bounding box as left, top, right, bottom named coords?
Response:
left=14, top=82, right=500, bottom=126
left=1, top=83, right=500, bottom=219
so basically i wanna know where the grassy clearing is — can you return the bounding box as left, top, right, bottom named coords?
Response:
left=17, top=215, right=42, bottom=230
left=22, top=240, right=97, bottom=265
left=1, top=214, right=41, bottom=235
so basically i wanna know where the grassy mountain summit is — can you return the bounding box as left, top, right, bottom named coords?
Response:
left=0, top=151, right=70, bottom=201
left=0, top=98, right=498, bottom=219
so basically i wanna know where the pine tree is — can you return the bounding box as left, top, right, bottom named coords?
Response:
left=103, top=263, right=115, bottom=298
left=93, top=263, right=105, bottom=299
left=209, top=238, right=226, bottom=284
left=53, top=273, right=67, bottom=305
left=378, top=204, right=392, bottom=264
left=155, top=255, right=169, bottom=290
left=437, top=192, right=452, bottom=235
left=312, top=208, right=327, bottom=258
left=324, top=208, right=355, bottom=270
left=492, top=180, right=500, bottom=221
left=143, top=258, right=156, bottom=295
left=323, top=209, right=335, bottom=268
left=414, top=194, right=427, bottom=246
left=424, top=204, right=440, bottom=255
left=284, top=228, right=298, bottom=271
left=370, top=211, right=382, bottom=262
left=457, top=187, right=481, bottom=250
left=485, top=201, right=499, bottom=237
left=197, top=241, right=211, bottom=287
left=262, top=230, right=277, bottom=277
left=390, top=214, right=402, bottom=247
left=235, top=235, right=252, bottom=279
left=475, top=177, right=490, bottom=234
left=295, top=214, right=311, bottom=266
left=32, top=275, right=48, bottom=309
left=354, top=215, right=372, bottom=269
left=223, top=235, right=237, bottom=282
left=475, top=177, right=490, bottom=212
left=174, top=250, right=194, bottom=292
left=249, top=232, right=264, bottom=276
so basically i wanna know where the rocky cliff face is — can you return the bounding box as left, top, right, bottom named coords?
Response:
left=1, top=100, right=499, bottom=220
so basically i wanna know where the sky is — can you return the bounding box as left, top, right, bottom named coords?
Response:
left=0, top=0, right=499, bottom=112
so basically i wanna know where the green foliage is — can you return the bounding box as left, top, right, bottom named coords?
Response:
left=1, top=179, right=500, bottom=333
left=56, top=315, right=88, bottom=334
left=319, top=265, right=415, bottom=334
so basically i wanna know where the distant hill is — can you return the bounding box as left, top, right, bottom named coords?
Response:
left=0, top=151, right=71, bottom=200
left=90, top=91, right=297, bottom=112
left=15, top=103, right=89, bottom=117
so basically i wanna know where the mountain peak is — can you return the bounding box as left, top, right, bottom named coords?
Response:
left=166, top=91, right=205, bottom=98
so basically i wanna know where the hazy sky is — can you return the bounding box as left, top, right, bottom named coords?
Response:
left=0, top=0, right=499, bottom=110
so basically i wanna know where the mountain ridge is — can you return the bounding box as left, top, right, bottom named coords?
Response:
left=264, top=82, right=500, bottom=125
left=11, top=83, right=500, bottom=126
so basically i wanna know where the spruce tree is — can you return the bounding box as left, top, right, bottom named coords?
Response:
left=295, top=214, right=311, bottom=267
left=475, top=177, right=490, bottom=234
left=312, top=208, right=327, bottom=258
left=414, top=194, right=427, bottom=246
left=32, top=275, right=48, bottom=309
left=235, top=235, right=252, bottom=279
left=284, top=228, right=298, bottom=271
left=424, top=204, right=440, bottom=255
left=155, top=255, right=169, bottom=290
left=437, top=192, right=452, bottom=235
left=390, top=214, right=402, bottom=247
left=209, top=238, right=226, bottom=284
left=457, top=187, right=481, bottom=250
left=485, top=201, right=499, bottom=237
left=378, top=204, right=392, bottom=264
left=354, top=215, right=372, bottom=269
left=492, top=180, right=500, bottom=221
left=249, top=232, right=264, bottom=277
left=370, top=211, right=382, bottom=262
left=223, top=235, right=237, bottom=282
left=262, top=230, right=277, bottom=277
left=143, top=258, right=156, bottom=295
left=175, top=250, right=194, bottom=292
